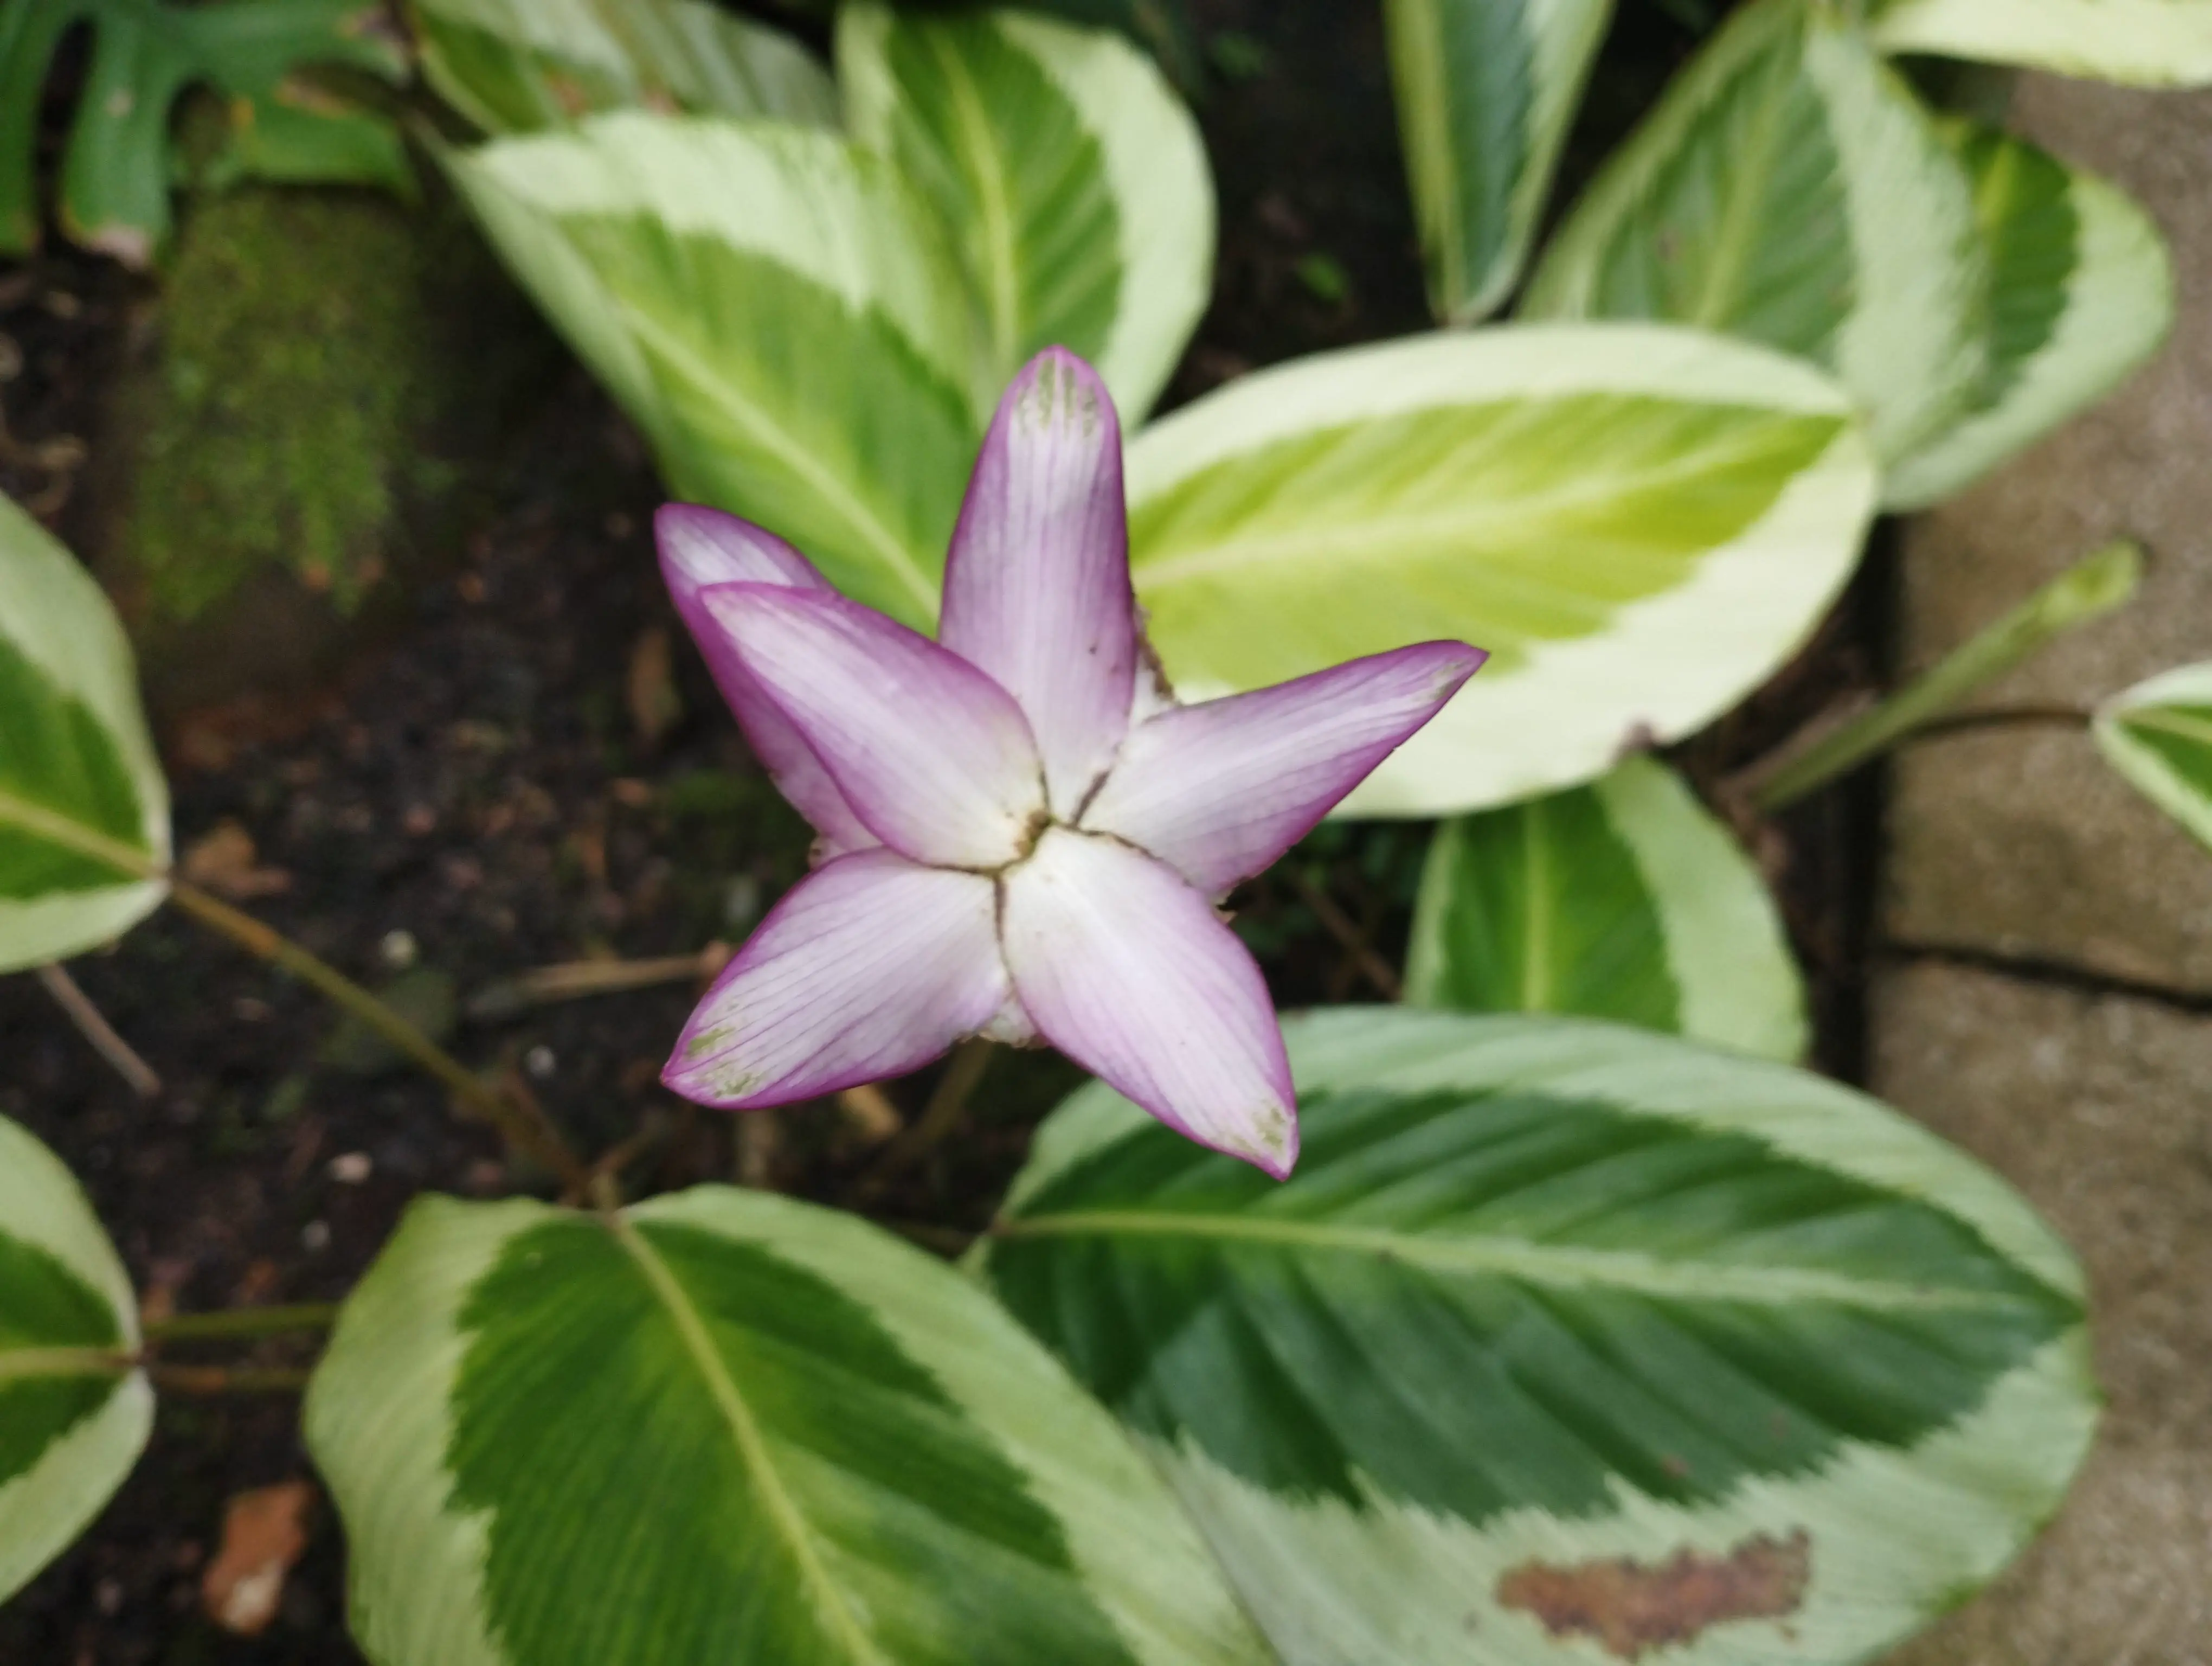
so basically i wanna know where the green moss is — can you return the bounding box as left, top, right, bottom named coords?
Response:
left=117, top=188, right=523, bottom=620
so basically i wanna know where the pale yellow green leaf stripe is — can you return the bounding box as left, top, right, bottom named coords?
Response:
left=1126, top=323, right=1877, bottom=817
left=306, top=1188, right=1272, bottom=1666
left=1872, top=0, right=2212, bottom=88
left=0, top=1114, right=151, bottom=1603
left=987, top=1009, right=2094, bottom=1666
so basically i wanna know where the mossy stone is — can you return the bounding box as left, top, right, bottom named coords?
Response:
left=96, top=184, right=554, bottom=709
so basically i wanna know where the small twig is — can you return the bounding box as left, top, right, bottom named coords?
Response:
left=467, top=944, right=731, bottom=1021
left=1284, top=868, right=1402, bottom=1000
left=142, top=1303, right=338, bottom=1344
left=859, top=1039, right=994, bottom=1196
left=1894, top=704, right=2093, bottom=744
left=571, top=1112, right=671, bottom=1208
left=836, top=1082, right=903, bottom=1145
left=145, top=1363, right=314, bottom=1395
left=36, top=963, right=160, bottom=1098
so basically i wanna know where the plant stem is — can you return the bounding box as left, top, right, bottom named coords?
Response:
left=1752, top=538, right=2143, bottom=813
left=0, top=787, right=589, bottom=1192
left=1284, top=868, right=1403, bottom=999
left=146, top=1363, right=313, bottom=1395
left=859, top=1039, right=994, bottom=1195
left=165, top=880, right=588, bottom=1191
left=36, top=962, right=160, bottom=1098
left=142, top=1303, right=340, bottom=1343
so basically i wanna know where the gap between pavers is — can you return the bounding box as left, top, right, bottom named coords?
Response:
left=1874, top=74, right=2212, bottom=1666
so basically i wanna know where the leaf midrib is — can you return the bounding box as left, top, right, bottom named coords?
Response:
left=0, top=1345, right=133, bottom=1386
left=0, top=783, right=159, bottom=878
left=608, top=1214, right=894, bottom=1666
left=995, top=1209, right=2036, bottom=1313
left=614, top=299, right=941, bottom=621
left=1688, top=41, right=1798, bottom=332
left=2121, top=706, right=2212, bottom=748
left=929, top=26, right=1023, bottom=379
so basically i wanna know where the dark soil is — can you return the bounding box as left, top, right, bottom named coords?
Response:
left=0, top=3, right=1881, bottom=1662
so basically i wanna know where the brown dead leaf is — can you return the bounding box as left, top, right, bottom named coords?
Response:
left=202, top=1481, right=316, bottom=1636
left=1496, top=1530, right=1811, bottom=1661
left=179, top=821, right=292, bottom=900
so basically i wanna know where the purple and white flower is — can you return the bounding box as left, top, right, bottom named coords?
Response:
left=658, top=348, right=1484, bottom=1177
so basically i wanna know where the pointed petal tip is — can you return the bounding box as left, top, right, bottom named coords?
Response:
left=655, top=502, right=824, bottom=596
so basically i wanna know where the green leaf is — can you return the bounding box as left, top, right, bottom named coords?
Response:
left=983, top=1008, right=2095, bottom=1666
left=0, top=1114, right=152, bottom=1604
left=1385, top=0, right=1613, bottom=324
left=0, top=0, right=409, bottom=266
left=447, top=113, right=979, bottom=628
left=1886, top=121, right=2172, bottom=509
left=2093, top=662, right=2212, bottom=849
left=1406, top=754, right=1806, bottom=1058
left=1125, top=323, right=1877, bottom=817
left=838, top=2, right=1213, bottom=420
left=305, top=1187, right=1273, bottom=1666
left=0, top=496, right=170, bottom=973
left=1872, top=0, right=2212, bottom=87
left=1521, top=0, right=1987, bottom=473
left=408, top=0, right=838, bottom=137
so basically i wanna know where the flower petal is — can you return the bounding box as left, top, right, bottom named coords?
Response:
left=704, top=582, right=1049, bottom=869
left=940, top=349, right=1137, bottom=817
left=664, top=850, right=1007, bottom=1107
left=1082, top=642, right=1487, bottom=895
left=1000, top=828, right=1297, bottom=1177
left=657, top=505, right=877, bottom=857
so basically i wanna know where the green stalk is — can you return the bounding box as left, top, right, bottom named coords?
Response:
left=141, top=1303, right=340, bottom=1343
left=0, top=787, right=587, bottom=1190
left=1753, top=539, right=2142, bottom=813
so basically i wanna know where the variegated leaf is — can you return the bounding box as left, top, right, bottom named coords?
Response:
left=983, top=1008, right=2095, bottom=1666
left=1126, top=323, right=1877, bottom=817
left=2093, top=662, right=2212, bottom=849
left=0, top=493, right=169, bottom=972
left=1385, top=0, right=1614, bottom=323
left=1521, top=0, right=1987, bottom=475
left=0, top=1114, right=152, bottom=1603
left=305, top=1187, right=1272, bottom=1666
left=839, top=2, right=1213, bottom=420
left=446, top=113, right=976, bottom=629
left=1406, top=755, right=1806, bottom=1059
left=409, top=0, right=839, bottom=136
left=1872, top=0, right=2212, bottom=88
left=1887, top=120, right=2172, bottom=509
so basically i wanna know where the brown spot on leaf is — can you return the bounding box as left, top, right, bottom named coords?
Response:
left=1496, top=1529, right=1811, bottom=1661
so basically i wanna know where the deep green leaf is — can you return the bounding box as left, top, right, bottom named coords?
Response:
left=1386, top=0, right=1613, bottom=323
left=306, top=1188, right=1271, bottom=1666
left=0, top=0, right=408, bottom=266
left=408, top=0, right=839, bottom=137
left=1126, top=324, right=1877, bottom=815
left=1522, top=0, right=1987, bottom=473
left=1872, top=0, right=2212, bottom=87
left=2093, top=662, right=2212, bottom=849
left=1406, top=754, right=1806, bottom=1058
left=1886, top=120, right=2172, bottom=509
left=0, top=1115, right=152, bottom=1603
left=0, top=495, right=169, bottom=972
left=839, top=2, right=1213, bottom=418
left=983, top=1009, right=2095, bottom=1665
